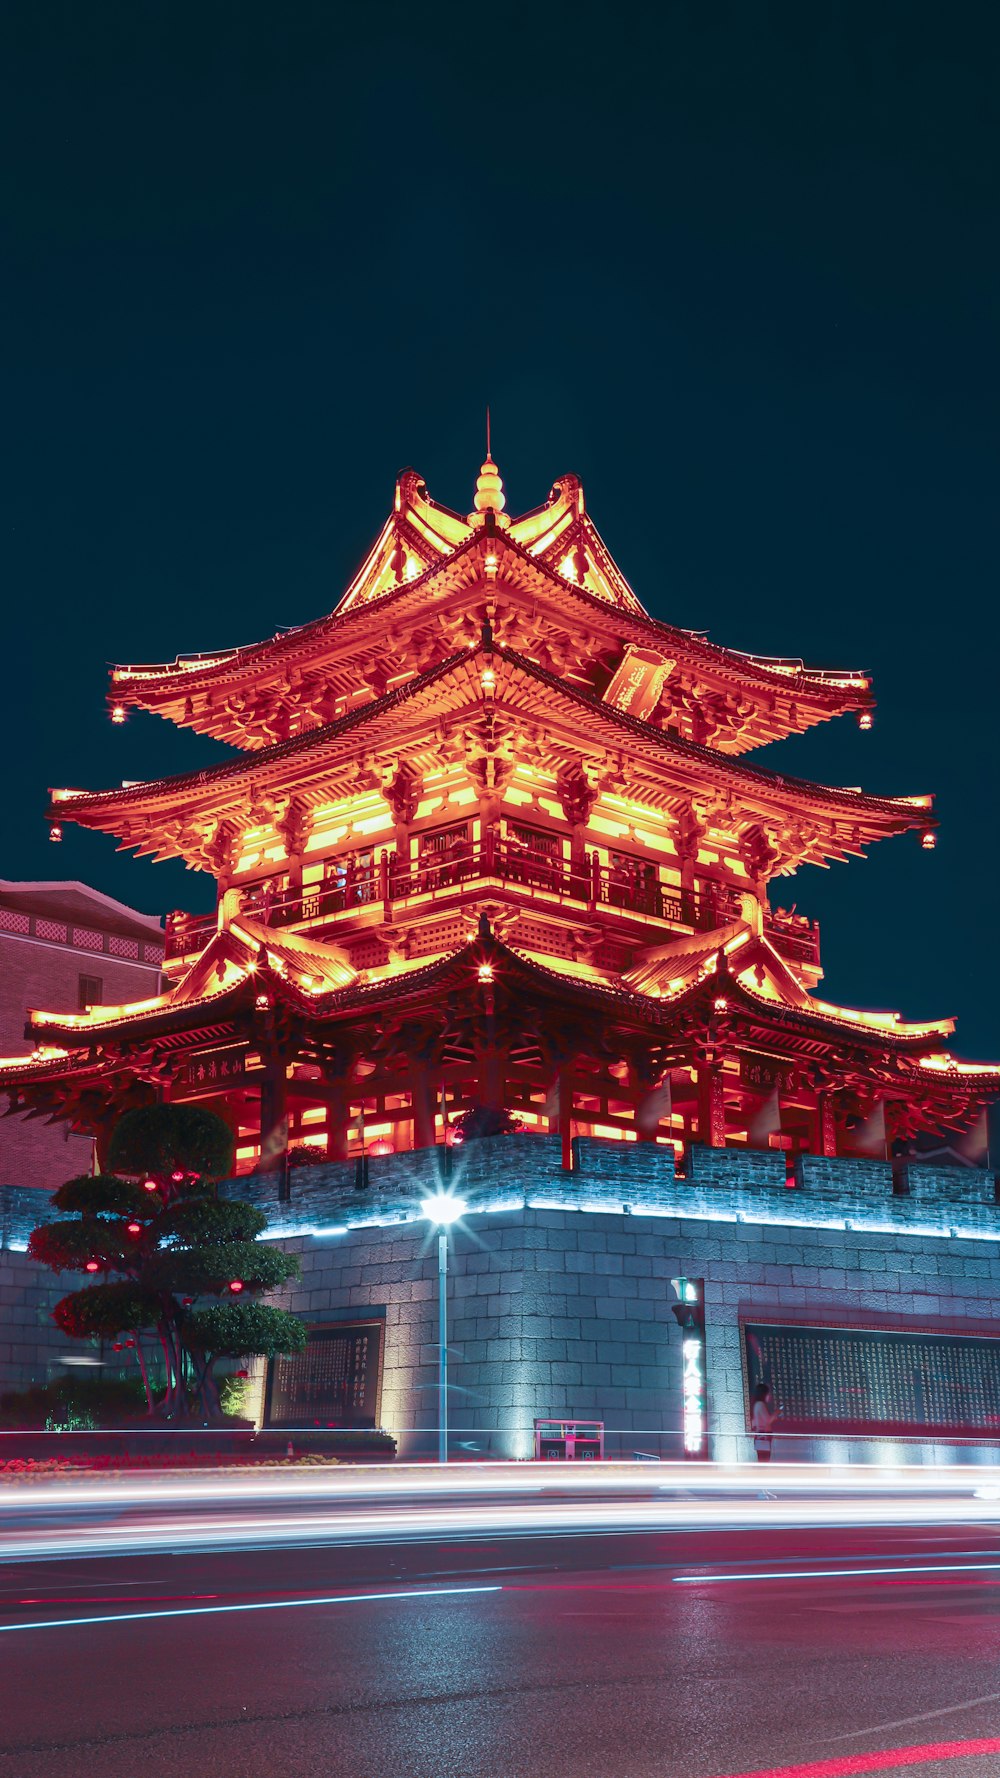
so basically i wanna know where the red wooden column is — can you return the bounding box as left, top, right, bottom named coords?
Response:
left=410, top=1063, right=437, bottom=1150
left=696, top=1064, right=726, bottom=1148
left=475, top=1043, right=505, bottom=1112
left=558, top=1068, right=574, bottom=1171
left=324, top=1082, right=349, bottom=1162
left=258, top=1054, right=288, bottom=1173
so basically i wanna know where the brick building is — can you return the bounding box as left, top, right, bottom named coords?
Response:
left=0, top=882, right=162, bottom=1190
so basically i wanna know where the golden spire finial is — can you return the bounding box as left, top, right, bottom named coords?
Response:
left=469, top=406, right=510, bottom=526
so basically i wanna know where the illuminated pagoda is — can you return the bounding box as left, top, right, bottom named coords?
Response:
left=4, top=453, right=997, bottom=1178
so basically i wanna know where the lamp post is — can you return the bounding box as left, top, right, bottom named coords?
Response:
left=421, top=1190, right=467, bottom=1463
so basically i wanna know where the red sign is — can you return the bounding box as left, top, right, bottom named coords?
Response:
left=602, top=646, right=673, bottom=722
left=185, top=1046, right=247, bottom=1087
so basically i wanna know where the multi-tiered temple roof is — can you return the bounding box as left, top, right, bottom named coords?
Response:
left=4, top=454, right=996, bottom=1174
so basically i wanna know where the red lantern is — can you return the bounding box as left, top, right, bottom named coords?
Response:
left=126, top=1221, right=142, bottom=1236
left=142, top=1179, right=158, bottom=1193
left=228, top=1280, right=244, bottom=1293
left=85, top=1260, right=100, bottom=1272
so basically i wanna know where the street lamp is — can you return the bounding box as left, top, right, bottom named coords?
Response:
left=421, top=1190, right=467, bottom=1463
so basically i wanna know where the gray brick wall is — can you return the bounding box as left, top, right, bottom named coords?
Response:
left=3, top=1138, right=1000, bottom=1464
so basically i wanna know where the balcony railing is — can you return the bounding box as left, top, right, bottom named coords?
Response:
left=765, top=912, right=821, bottom=969
left=256, top=841, right=686, bottom=930
left=163, top=843, right=819, bottom=971
left=163, top=911, right=217, bottom=960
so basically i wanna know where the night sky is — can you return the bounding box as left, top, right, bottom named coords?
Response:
left=3, top=4, right=998, bottom=1058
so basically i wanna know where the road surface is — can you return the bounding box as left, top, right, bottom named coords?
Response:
left=2, top=1472, right=1000, bottom=1777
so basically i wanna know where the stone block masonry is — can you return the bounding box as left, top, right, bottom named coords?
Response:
left=2, top=1136, right=1000, bottom=1464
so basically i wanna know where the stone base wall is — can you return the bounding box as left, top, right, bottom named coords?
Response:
left=2, top=1137, right=1000, bottom=1464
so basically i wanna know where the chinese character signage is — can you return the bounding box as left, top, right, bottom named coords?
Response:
left=743, top=1320, right=1000, bottom=1440
left=602, top=645, right=674, bottom=722
left=184, top=1046, right=247, bottom=1087
left=265, top=1321, right=383, bottom=1428
left=740, top=1055, right=798, bottom=1094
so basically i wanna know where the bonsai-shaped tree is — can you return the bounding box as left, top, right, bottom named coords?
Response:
left=29, top=1104, right=306, bottom=1420
left=452, top=1104, right=523, bottom=1143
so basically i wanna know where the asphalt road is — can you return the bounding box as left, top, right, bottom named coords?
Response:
left=3, top=1518, right=1000, bottom=1778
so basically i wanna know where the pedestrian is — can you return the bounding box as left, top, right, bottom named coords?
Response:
left=751, top=1381, right=776, bottom=1461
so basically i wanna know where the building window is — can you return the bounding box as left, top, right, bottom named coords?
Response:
left=78, top=974, right=103, bottom=1009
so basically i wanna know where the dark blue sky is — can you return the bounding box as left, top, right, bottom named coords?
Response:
left=3, top=3, right=998, bottom=1056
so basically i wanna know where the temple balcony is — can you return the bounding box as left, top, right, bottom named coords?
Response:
left=162, top=841, right=820, bottom=976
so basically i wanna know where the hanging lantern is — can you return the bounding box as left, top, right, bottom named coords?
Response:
left=126, top=1221, right=142, bottom=1236
left=477, top=962, right=495, bottom=984
left=858, top=711, right=873, bottom=731
left=228, top=1279, right=244, bottom=1293
left=921, top=830, right=937, bottom=850
left=142, top=1178, right=159, bottom=1193
left=49, top=823, right=62, bottom=843
left=85, top=1260, right=100, bottom=1273
left=110, top=704, right=126, bottom=725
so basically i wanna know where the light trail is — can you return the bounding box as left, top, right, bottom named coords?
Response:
left=0, top=1582, right=502, bottom=1635
left=675, top=1560, right=1000, bottom=1584
left=1, top=1459, right=998, bottom=1514
left=3, top=1492, right=1000, bottom=1565
left=704, top=1740, right=1000, bottom=1776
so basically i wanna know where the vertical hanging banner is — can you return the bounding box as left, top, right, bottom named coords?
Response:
left=602, top=645, right=674, bottom=722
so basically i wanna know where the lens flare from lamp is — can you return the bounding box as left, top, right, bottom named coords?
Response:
left=420, top=1191, right=467, bottom=1226
left=478, top=963, right=495, bottom=984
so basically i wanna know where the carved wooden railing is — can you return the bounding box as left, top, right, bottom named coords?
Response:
left=163, top=846, right=818, bottom=971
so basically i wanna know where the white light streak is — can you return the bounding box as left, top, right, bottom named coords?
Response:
left=0, top=1583, right=502, bottom=1635
left=673, top=1561, right=1000, bottom=1585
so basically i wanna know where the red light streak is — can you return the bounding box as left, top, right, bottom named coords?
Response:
left=706, top=1737, right=1000, bottom=1777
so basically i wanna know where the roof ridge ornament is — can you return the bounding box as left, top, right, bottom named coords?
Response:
left=468, top=407, right=511, bottom=530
